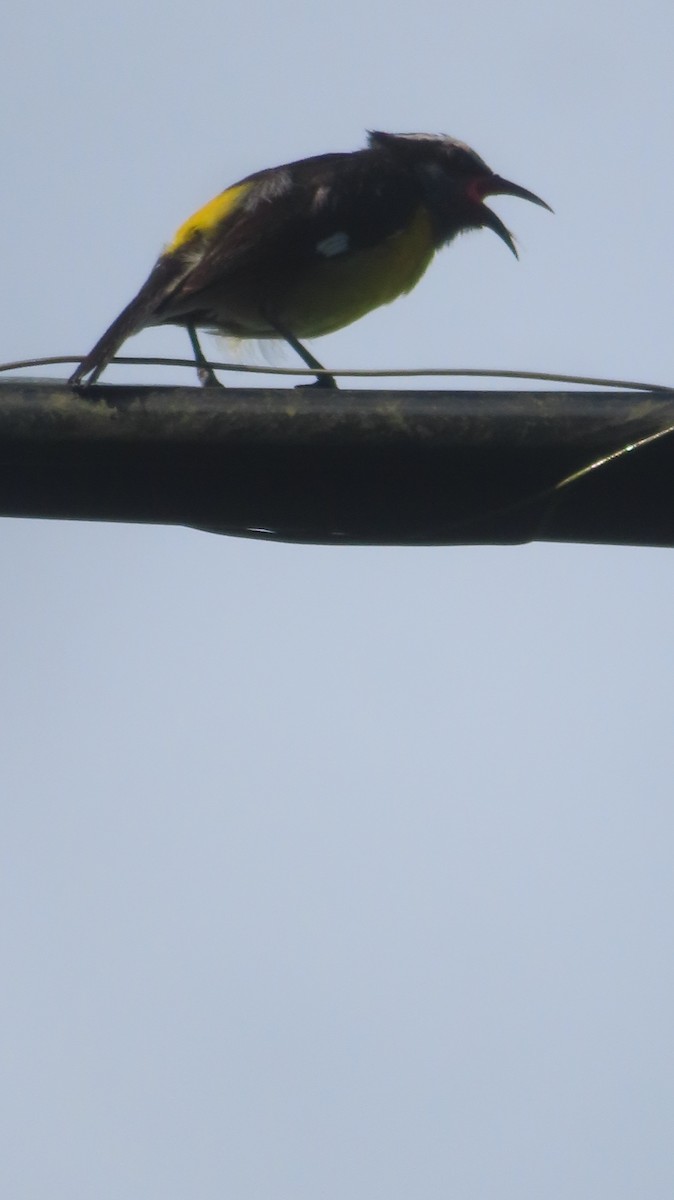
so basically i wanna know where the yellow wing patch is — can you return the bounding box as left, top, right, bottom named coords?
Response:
left=166, top=181, right=253, bottom=252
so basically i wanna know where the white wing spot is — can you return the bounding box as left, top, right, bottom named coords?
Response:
left=316, top=231, right=350, bottom=257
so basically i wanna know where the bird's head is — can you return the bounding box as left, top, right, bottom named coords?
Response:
left=367, top=130, right=552, bottom=255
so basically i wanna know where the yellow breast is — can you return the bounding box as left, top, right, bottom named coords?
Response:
left=281, top=205, right=436, bottom=338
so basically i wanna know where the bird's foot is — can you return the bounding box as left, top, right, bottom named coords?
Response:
left=295, top=375, right=338, bottom=390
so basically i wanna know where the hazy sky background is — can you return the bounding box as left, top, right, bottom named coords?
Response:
left=2, top=2, right=674, bottom=1197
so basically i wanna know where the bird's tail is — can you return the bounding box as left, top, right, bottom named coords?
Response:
left=69, top=252, right=190, bottom=386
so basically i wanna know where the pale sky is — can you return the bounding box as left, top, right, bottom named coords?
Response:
left=2, top=2, right=674, bottom=1197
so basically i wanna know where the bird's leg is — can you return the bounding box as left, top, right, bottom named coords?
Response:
left=269, top=321, right=337, bottom=389
left=187, top=324, right=224, bottom=388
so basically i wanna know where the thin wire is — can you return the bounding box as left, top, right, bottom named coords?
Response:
left=0, top=354, right=671, bottom=393
left=555, top=423, right=674, bottom=491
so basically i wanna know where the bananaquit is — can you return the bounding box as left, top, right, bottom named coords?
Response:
left=70, top=131, right=550, bottom=389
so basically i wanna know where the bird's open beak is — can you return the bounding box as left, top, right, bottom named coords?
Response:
left=479, top=175, right=552, bottom=258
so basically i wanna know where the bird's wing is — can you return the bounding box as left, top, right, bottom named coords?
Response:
left=156, top=151, right=420, bottom=317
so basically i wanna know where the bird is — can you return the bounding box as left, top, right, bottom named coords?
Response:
left=69, top=131, right=551, bottom=389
